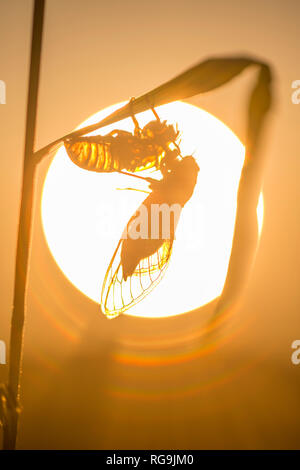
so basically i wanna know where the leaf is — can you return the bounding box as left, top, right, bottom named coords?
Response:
left=34, top=56, right=268, bottom=161
left=34, top=55, right=273, bottom=323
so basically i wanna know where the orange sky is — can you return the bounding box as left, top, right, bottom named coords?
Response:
left=0, top=0, right=299, bottom=449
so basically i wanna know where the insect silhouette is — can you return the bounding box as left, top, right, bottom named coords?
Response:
left=64, top=106, right=180, bottom=174
left=64, top=106, right=199, bottom=318
left=100, top=154, right=200, bottom=318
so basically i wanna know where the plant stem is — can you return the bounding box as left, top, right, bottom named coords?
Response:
left=1, top=0, right=45, bottom=450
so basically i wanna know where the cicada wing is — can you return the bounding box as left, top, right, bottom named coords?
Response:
left=100, top=237, right=173, bottom=319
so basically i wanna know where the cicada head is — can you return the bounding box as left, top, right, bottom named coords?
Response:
left=180, top=155, right=200, bottom=175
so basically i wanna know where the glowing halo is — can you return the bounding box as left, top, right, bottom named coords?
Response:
left=41, top=101, right=263, bottom=319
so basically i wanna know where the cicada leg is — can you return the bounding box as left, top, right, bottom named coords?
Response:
left=144, top=95, right=161, bottom=122
left=116, top=187, right=151, bottom=194
left=150, top=106, right=161, bottom=122
left=129, top=97, right=142, bottom=137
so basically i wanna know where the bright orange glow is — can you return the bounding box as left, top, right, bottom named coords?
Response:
left=41, top=101, right=263, bottom=318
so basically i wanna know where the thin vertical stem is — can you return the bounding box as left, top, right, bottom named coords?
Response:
left=2, top=0, right=45, bottom=450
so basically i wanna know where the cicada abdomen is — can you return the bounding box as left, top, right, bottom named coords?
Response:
left=101, top=156, right=200, bottom=318
left=64, top=117, right=180, bottom=174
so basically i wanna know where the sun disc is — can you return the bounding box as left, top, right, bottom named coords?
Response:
left=41, top=101, right=263, bottom=318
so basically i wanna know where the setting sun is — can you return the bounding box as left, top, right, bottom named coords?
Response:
left=41, top=101, right=263, bottom=318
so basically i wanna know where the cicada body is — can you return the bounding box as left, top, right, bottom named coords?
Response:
left=101, top=156, right=200, bottom=318
left=63, top=104, right=199, bottom=317
left=64, top=117, right=180, bottom=174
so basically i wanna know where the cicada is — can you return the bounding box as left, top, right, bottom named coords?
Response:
left=64, top=105, right=199, bottom=318
left=100, top=154, right=200, bottom=318
left=64, top=108, right=180, bottom=174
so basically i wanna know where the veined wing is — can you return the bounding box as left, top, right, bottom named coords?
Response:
left=100, top=236, right=173, bottom=319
